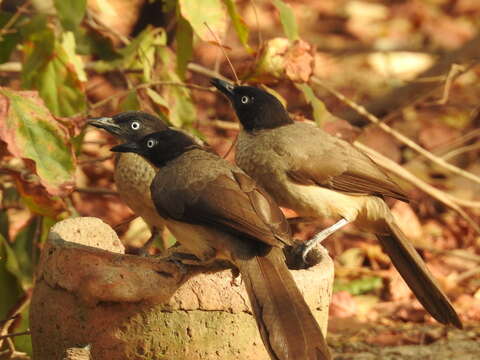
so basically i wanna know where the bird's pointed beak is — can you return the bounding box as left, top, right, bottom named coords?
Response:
left=210, top=78, right=235, bottom=100
left=110, top=141, right=141, bottom=154
left=88, top=116, right=122, bottom=136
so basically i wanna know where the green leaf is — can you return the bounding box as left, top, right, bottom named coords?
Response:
left=158, top=48, right=196, bottom=127
left=176, top=16, right=193, bottom=79
left=21, top=27, right=86, bottom=116
left=272, top=0, right=299, bottom=41
left=178, top=0, right=227, bottom=42
left=334, top=276, right=383, bottom=296
left=296, top=83, right=328, bottom=126
left=0, top=234, right=22, bottom=318
left=120, top=90, right=141, bottom=112
left=146, top=88, right=170, bottom=112
left=0, top=88, right=76, bottom=195
left=223, top=0, right=251, bottom=52
left=62, top=32, right=87, bottom=82
left=54, top=0, right=86, bottom=32
left=91, top=27, right=166, bottom=82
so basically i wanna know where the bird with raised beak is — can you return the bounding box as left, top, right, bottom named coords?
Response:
left=111, top=128, right=332, bottom=360
left=211, top=78, right=462, bottom=329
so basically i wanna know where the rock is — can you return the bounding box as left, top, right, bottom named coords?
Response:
left=31, top=217, right=334, bottom=360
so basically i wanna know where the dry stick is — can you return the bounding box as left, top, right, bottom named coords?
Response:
left=203, top=22, right=240, bottom=83
left=355, top=142, right=480, bottom=233
left=89, top=81, right=211, bottom=110
left=0, top=331, right=31, bottom=341
left=311, top=76, right=480, bottom=187
left=340, top=33, right=480, bottom=125
left=0, top=1, right=30, bottom=38
left=74, top=187, right=118, bottom=196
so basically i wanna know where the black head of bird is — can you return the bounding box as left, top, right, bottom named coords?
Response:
left=110, top=129, right=200, bottom=167
left=88, top=111, right=168, bottom=142
left=211, top=78, right=293, bottom=132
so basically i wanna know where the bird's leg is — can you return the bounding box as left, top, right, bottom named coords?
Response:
left=137, top=226, right=169, bottom=256
left=301, top=218, right=351, bottom=262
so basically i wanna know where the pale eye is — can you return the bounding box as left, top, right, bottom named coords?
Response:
left=241, top=96, right=249, bottom=104
left=146, top=139, right=156, bottom=148
left=131, top=121, right=140, bottom=130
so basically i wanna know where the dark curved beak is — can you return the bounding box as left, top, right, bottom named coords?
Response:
left=110, top=141, right=141, bottom=154
left=210, top=78, right=235, bottom=100
left=88, top=116, right=122, bottom=136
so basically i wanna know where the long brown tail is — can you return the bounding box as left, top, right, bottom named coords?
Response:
left=236, top=247, right=331, bottom=360
left=377, top=218, right=462, bottom=328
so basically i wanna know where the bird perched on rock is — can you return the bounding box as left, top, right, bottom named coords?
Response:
left=211, top=78, right=462, bottom=329
left=111, top=128, right=332, bottom=360
left=89, top=111, right=197, bottom=253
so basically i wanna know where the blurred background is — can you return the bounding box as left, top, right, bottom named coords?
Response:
left=1, top=0, right=480, bottom=358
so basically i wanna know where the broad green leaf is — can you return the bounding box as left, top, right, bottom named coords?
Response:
left=54, top=0, right=86, bottom=32
left=61, top=32, right=87, bottom=82
left=146, top=88, right=170, bottom=118
left=21, top=27, right=86, bottom=116
left=0, top=234, right=22, bottom=318
left=91, top=27, right=166, bottom=82
left=272, top=0, right=299, bottom=41
left=120, top=90, right=141, bottom=112
left=176, top=16, right=193, bottom=79
left=158, top=47, right=196, bottom=127
left=178, top=0, right=227, bottom=42
left=296, top=83, right=328, bottom=126
left=334, top=276, right=383, bottom=296
left=223, top=0, right=251, bottom=52
left=0, top=88, right=76, bottom=195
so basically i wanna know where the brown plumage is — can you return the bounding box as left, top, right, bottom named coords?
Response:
left=111, top=130, right=332, bottom=360
left=89, top=111, right=205, bottom=252
left=212, top=78, right=462, bottom=329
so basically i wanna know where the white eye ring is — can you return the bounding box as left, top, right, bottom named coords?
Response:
left=146, top=139, right=156, bottom=148
left=241, top=96, right=249, bottom=104
left=226, top=84, right=234, bottom=91
left=131, top=121, right=140, bottom=130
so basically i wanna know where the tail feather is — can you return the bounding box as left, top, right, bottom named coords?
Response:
left=237, top=247, right=331, bottom=360
left=378, top=219, right=462, bottom=328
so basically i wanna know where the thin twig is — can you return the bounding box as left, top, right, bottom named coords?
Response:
left=187, top=63, right=229, bottom=80
left=311, top=75, right=480, bottom=187
left=441, top=142, right=480, bottom=161
left=113, top=214, right=138, bottom=230
left=211, top=119, right=240, bottom=131
left=74, top=187, right=118, bottom=196
left=222, top=134, right=239, bottom=159
left=354, top=141, right=480, bottom=233
left=0, top=331, right=30, bottom=341
left=85, top=9, right=130, bottom=45
left=204, top=22, right=239, bottom=83
left=78, top=155, right=114, bottom=165
left=0, top=1, right=30, bottom=38
left=89, top=81, right=211, bottom=110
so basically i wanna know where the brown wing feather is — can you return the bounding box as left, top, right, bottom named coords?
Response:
left=286, top=129, right=408, bottom=201
left=153, top=169, right=292, bottom=248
